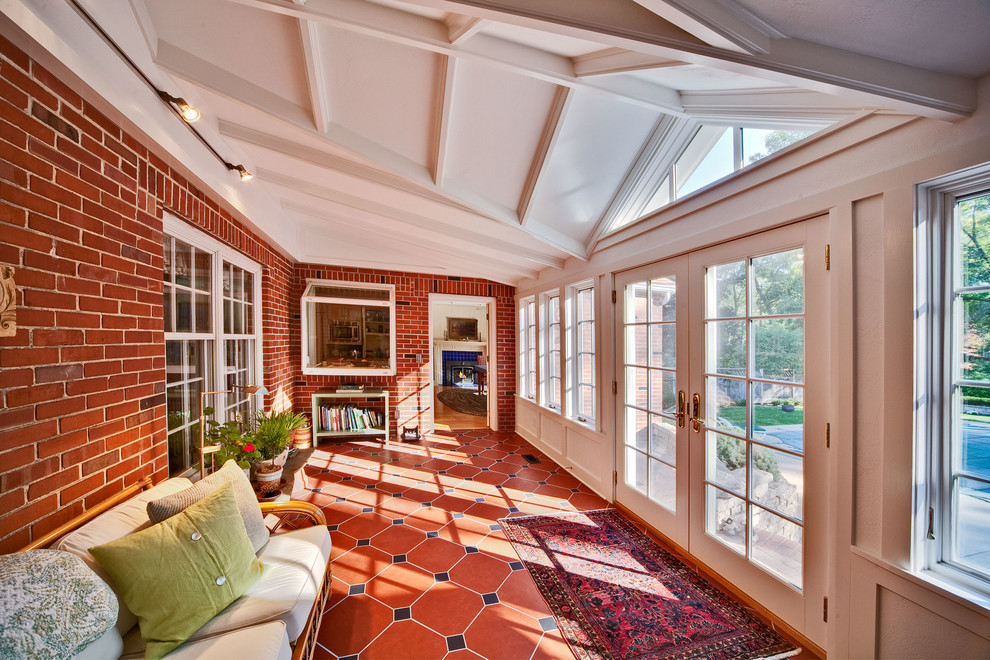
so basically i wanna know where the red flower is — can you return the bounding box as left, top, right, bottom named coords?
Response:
left=243, top=443, right=255, bottom=453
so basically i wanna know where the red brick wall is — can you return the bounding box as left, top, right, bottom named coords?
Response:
left=292, top=266, right=516, bottom=435
left=0, top=37, right=293, bottom=553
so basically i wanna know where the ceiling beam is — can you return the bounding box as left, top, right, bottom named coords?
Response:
left=400, top=0, right=975, bottom=119
left=223, top=0, right=685, bottom=114
left=518, top=85, right=571, bottom=226
left=445, top=13, right=487, bottom=44
left=286, top=200, right=542, bottom=281
left=432, top=55, right=456, bottom=187
left=630, top=0, right=774, bottom=55
left=261, top=169, right=567, bottom=269
left=572, top=48, right=685, bottom=77
left=681, top=88, right=867, bottom=129
left=297, top=18, right=332, bottom=133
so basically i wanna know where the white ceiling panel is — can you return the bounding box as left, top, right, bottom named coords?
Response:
left=524, top=89, right=664, bottom=241
left=144, top=0, right=310, bottom=108
left=445, top=58, right=559, bottom=215
left=320, top=26, right=441, bottom=167
left=630, top=63, right=789, bottom=91
left=478, top=21, right=605, bottom=58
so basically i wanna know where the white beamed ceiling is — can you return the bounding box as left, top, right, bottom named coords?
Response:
left=9, top=0, right=988, bottom=284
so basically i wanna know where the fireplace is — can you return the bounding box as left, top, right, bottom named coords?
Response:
left=447, top=361, right=477, bottom=387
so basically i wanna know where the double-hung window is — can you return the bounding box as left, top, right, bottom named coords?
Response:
left=541, top=292, right=562, bottom=410
left=518, top=297, right=537, bottom=400
left=917, top=164, right=990, bottom=596
left=567, top=281, right=596, bottom=426
left=163, top=214, right=262, bottom=477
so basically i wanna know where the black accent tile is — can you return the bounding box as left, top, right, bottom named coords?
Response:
left=508, top=474, right=518, bottom=478
left=394, top=607, right=411, bottom=621
left=434, top=572, right=450, bottom=583
left=471, top=453, right=480, bottom=457
left=438, top=470, right=447, bottom=475
left=482, top=592, right=499, bottom=605
left=444, top=488, right=455, bottom=493
left=456, top=461, right=464, bottom=465
left=475, top=497, right=486, bottom=503
left=522, top=453, right=541, bottom=464
left=465, top=546, right=479, bottom=554
left=321, top=469, right=331, bottom=473
left=538, top=617, right=557, bottom=632
left=510, top=561, right=524, bottom=571
left=348, top=584, right=365, bottom=596
left=571, top=488, right=581, bottom=493
left=341, top=655, right=359, bottom=660
left=393, top=554, right=407, bottom=563
left=538, top=481, right=547, bottom=485
left=342, top=476, right=352, bottom=481
left=421, top=502, right=432, bottom=508
left=446, top=635, right=466, bottom=652
left=489, top=524, right=500, bottom=531
left=426, top=530, right=439, bottom=539
left=392, top=518, right=404, bottom=525
left=310, top=487, right=322, bottom=493
left=362, top=507, right=373, bottom=513
left=357, top=539, right=370, bottom=547
left=366, top=484, right=377, bottom=490
left=495, top=459, right=504, bottom=463
left=508, top=507, right=519, bottom=513
left=327, top=524, right=338, bottom=532
left=335, top=497, right=346, bottom=503
left=453, top=512, right=465, bottom=519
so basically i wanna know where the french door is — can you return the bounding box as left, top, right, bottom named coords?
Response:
left=615, top=219, right=828, bottom=646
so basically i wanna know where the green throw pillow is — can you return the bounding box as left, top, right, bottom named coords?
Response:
left=89, top=482, right=264, bottom=659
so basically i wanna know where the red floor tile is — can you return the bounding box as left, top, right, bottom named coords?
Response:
left=364, top=562, right=436, bottom=608
left=410, top=582, right=485, bottom=636
left=359, top=620, right=448, bottom=660
left=405, top=536, right=466, bottom=574
left=462, top=603, right=544, bottom=660
left=448, top=551, right=512, bottom=594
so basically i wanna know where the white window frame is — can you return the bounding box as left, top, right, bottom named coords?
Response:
left=916, top=162, right=990, bottom=599
left=540, top=290, right=562, bottom=412
left=566, top=279, right=596, bottom=428
left=300, top=279, right=396, bottom=377
left=518, top=296, right=537, bottom=401
left=163, top=214, right=263, bottom=477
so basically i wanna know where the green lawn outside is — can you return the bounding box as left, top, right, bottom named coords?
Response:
left=962, top=413, right=990, bottom=423
left=717, top=405, right=804, bottom=427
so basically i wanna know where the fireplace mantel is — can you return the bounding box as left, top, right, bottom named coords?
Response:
left=434, top=339, right=486, bottom=352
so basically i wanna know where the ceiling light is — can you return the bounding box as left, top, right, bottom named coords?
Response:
left=157, top=91, right=200, bottom=123
left=226, top=163, right=253, bottom=182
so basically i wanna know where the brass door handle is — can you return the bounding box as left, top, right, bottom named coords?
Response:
left=691, top=393, right=702, bottom=433
left=676, top=390, right=686, bottom=428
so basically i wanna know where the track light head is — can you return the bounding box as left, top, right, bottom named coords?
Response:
left=225, top=162, right=253, bottom=182
left=157, top=91, right=200, bottom=123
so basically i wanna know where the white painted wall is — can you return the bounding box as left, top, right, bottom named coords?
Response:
left=515, top=78, right=990, bottom=658
left=432, top=304, right=488, bottom=341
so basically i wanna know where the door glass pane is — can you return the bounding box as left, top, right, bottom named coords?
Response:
left=626, top=407, right=649, bottom=451
left=650, top=369, right=676, bottom=415
left=626, top=282, right=649, bottom=323
left=708, top=320, right=745, bottom=376
left=753, top=318, right=803, bottom=382
left=626, top=325, right=648, bottom=365
left=649, top=413, right=676, bottom=465
left=752, top=383, right=804, bottom=452
left=751, top=249, right=803, bottom=315
left=750, top=445, right=803, bottom=520
left=707, top=484, right=746, bottom=555
left=649, top=278, right=676, bottom=322
left=650, top=323, right=676, bottom=368
left=707, top=261, right=746, bottom=318
left=649, top=458, right=676, bottom=511
left=954, top=477, right=990, bottom=574
left=958, top=193, right=990, bottom=288
left=707, top=376, right=746, bottom=433
left=626, top=366, right=649, bottom=409
left=960, top=293, right=990, bottom=380
left=751, top=508, right=802, bottom=588
left=709, top=432, right=746, bottom=497
left=626, top=448, right=648, bottom=494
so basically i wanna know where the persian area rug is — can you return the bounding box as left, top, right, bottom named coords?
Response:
left=437, top=388, right=487, bottom=416
left=500, top=509, right=799, bottom=660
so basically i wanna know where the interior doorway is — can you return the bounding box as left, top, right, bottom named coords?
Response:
left=429, top=294, right=496, bottom=431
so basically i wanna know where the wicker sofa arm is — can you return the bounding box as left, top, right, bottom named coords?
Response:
left=259, top=500, right=327, bottom=532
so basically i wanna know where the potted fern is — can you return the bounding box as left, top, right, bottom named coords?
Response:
left=251, top=409, right=308, bottom=494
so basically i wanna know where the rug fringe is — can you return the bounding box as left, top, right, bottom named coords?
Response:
left=758, top=648, right=802, bottom=660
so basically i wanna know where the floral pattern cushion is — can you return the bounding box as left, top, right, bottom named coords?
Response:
left=0, top=549, right=118, bottom=660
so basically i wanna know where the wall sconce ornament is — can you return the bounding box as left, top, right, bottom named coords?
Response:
left=0, top=265, right=15, bottom=337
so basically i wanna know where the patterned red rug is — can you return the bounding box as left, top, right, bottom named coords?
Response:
left=500, top=509, right=799, bottom=660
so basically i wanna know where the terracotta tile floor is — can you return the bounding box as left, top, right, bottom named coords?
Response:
left=291, top=429, right=608, bottom=660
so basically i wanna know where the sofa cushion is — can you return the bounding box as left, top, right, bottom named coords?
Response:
left=0, top=549, right=118, bottom=660
left=120, top=523, right=331, bottom=656
left=89, top=483, right=264, bottom=659
left=147, top=460, right=269, bottom=553
left=54, top=478, right=192, bottom=636
left=121, top=622, right=291, bottom=660
left=71, top=625, right=124, bottom=660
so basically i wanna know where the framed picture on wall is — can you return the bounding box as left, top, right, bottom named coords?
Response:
left=447, top=317, right=478, bottom=341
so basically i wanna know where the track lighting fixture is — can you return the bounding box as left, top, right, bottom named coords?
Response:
left=157, top=91, right=200, bottom=123
left=226, top=163, right=253, bottom=181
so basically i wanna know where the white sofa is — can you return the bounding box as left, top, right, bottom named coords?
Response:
left=16, top=476, right=331, bottom=660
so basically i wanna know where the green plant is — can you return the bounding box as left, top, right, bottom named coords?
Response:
left=715, top=434, right=782, bottom=481
left=201, top=407, right=260, bottom=470
left=253, top=409, right=308, bottom=471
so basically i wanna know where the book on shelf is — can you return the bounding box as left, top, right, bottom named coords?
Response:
left=318, top=404, right=383, bottom=432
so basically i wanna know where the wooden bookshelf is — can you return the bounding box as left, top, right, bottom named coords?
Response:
left=311, top=390, right=390, bottom=445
